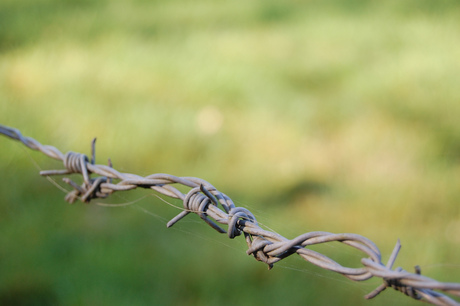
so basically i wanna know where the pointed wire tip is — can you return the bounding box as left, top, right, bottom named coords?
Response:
left=91, top=138, right=97, bottom=165
left=386, top=238, right=402, bottom=270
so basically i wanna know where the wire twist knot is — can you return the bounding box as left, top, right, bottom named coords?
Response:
left=63, top=176, right=109, bottom=203
left=246, top=235, right=275, bottom=269
left=385, top=271, right=421, bottom=300
left=227, top=207, right=256, bottom=238
left=40, top=141, right=112, bottom=203
left=64, top=152, right=89, bottom=174
left=167, top=185, right=227, bottom=233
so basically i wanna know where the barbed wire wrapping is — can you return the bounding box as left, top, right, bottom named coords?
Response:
left=1, top=124, right=459, bottom=306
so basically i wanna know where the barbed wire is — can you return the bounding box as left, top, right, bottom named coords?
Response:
left=1, top=123, right=459, bottom=306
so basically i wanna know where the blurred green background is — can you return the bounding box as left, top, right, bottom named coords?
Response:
left=1, top=0, right=460, bottom=305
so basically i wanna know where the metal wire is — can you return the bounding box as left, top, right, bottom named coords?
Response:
left=1, top=123, right=459, bottom=306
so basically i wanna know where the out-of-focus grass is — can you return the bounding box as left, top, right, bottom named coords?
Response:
left=1, top=0, right=460, bottom=305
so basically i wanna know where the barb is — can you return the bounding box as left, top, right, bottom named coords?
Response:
left=1, top=124, right=459, bottom=306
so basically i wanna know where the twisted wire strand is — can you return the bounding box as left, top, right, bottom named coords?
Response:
left=1, top=124, right=459, bottom=306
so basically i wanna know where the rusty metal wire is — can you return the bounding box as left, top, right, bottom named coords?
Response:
left=1, top=123, right=459, bottom=306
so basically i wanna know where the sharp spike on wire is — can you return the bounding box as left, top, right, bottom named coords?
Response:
left=91, top=137, right=97, bottom=165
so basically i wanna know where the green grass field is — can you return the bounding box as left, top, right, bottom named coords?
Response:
left=1, top=1, right=460, bottom=305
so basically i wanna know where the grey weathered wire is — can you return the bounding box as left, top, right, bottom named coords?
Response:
left=1, top=123, right=459, bottom=306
